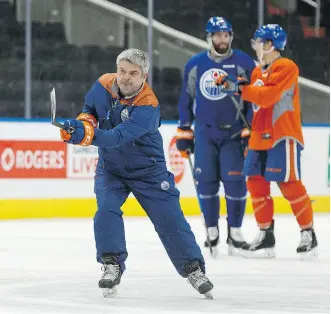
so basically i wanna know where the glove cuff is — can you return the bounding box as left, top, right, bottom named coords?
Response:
left=77, top=113, right=98, bottom=128
left=80, top=121, right=95, bottom=146
left=176, top=127, right=194, bottom=140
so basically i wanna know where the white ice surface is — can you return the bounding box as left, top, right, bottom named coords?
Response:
left=0, top=214, right=329, bottom=314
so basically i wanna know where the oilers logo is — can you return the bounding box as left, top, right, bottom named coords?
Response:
left=252, top=79, right=264, bottom=112
left=161, top=181, right=170, bottom=190
left=199, top=68, right=227, bottom=100
left=121, top=108, right=129, bottom=121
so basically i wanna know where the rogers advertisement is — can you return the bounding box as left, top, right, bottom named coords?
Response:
left=0, top=136, right=186, bottom=181
left=0, top=140, right=67, bottom=178
left=0, top=137, right=185, bottom=181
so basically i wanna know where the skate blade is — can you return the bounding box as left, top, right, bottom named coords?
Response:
left=102, top=287, right=117, bottom=298
left=211, top=247, right=218, bottom=258
left=228, top=245, right=244, bottom=257
left=242, top=247, right=276, bottom=259
left=205, top=246, right=219, bottom=258
left=299, top=247, right=318, bottom=260
left=204, top=291, right=213, bottom=300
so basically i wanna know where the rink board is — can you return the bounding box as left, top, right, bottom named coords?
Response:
left=0, top=196, right=329, bottom=219
left=0, top=121, right=329, bottom=219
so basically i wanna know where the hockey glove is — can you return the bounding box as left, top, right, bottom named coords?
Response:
left=215, top=74, right=249, bottom=96
left=60, top=119, right=94, bottom=146
left=176, top=126, right=194, bottom=158
left=241, top=128, right=250, bottom=138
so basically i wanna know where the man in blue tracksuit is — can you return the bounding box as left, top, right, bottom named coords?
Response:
left=59, top=49, right=213, bottom=299
left=176, top=17, right=256, bottom=255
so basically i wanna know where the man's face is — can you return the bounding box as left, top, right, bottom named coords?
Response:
left=117, top=61, right=147, bottom=96
left=211, top=31, right=232, bottom=54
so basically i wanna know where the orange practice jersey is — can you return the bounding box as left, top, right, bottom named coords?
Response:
left=241, top=58, right=304, bottom=150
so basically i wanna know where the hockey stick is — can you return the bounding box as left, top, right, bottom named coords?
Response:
left=217, top=74, right=251, bottom=139
left=187, top=153, right=216, bottom=257
left=49, top=85, right=75, bottom=133
left=229, top=96, right=251, bottom=139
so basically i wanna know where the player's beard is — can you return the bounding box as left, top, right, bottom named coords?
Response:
left=213, top=42, right=229, bottom=55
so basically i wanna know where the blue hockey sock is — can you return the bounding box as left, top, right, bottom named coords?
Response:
left=223, top=180, right=247, bottom=227
left=198, top=194, right=220, bottom=227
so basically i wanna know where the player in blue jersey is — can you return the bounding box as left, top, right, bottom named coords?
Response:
left=176, top=17, right=256, bottom=255
left=60, top=49, right=214, bottom=299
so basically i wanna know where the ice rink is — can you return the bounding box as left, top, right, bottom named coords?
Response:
left=0, top=214, right=329, bottom=314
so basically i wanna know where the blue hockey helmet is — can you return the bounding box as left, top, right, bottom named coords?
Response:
left=252, top=24, right=287, bottom=51
left=205, top=16, right=233, bottom=34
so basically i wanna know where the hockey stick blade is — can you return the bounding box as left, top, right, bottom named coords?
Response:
left=49, top=84, right=75, bottom=133
left=49, top=84, right=57, bottom=124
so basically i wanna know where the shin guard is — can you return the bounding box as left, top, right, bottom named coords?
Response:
left=247, top=176, right=274, bottom=228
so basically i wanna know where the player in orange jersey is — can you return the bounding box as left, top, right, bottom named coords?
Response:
left=215, top=24, right=318, bottom=259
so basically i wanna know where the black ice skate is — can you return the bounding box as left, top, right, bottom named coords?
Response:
left=226, top=224, right=248, bottom=256
left=99, top=254, right=122, bottom=298
left=184, top=260, right=214, bottom=299
left=204, top=225, right=219, bottom=257
left=241, top=220, right=276, bottom=259
left=297, top=228, right=318, bottom=260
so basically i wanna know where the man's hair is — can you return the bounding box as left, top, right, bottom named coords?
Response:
left=116, top=48, right=150, bottom=75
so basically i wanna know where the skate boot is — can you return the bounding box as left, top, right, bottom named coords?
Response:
left=99, top=254, right=122, bottom=298
left=184, top=260, right=214, bottom=299
left=204, top=226, right=219, bottom=248
left=226, top=224, right=248, bottom=256
left=241, top=220, right=276, bottom=258
left=204, top=225, right=219, bottom=257
left=297, top=228, right=318, bottom=260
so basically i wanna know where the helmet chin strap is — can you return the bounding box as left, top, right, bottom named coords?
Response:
left=256, top=42, right=275, bottom=64
left=207, top=35, right=233, bottom=57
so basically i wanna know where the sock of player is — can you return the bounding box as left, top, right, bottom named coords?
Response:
left=278, top=181, right=313, bottom=228
left=223, top=180, right=247, bottom=227
left=247, top=176, right=274, bottom=228
left=198, top=195, right=220, bottom=227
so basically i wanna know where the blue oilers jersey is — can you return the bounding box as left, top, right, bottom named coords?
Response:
left=178, top=49, right=256, bottom=129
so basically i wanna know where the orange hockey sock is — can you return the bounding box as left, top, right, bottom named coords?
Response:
left=278, top=181, right=313, bottom=229
left=247, top=176, right=274, bottom=228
